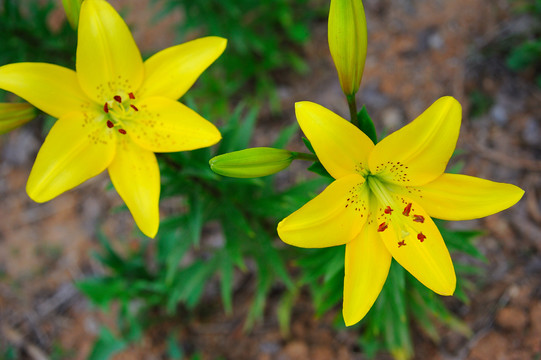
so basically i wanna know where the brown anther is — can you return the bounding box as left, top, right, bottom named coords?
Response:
left=118, top=129, right=127, bottom=135
left=130, top=104, right=139, bottom=111
left=402, top=203, right=412, bottom=216
left=114, top=95, right=122, bottom=103
left=398, top=240, right=406, bottom=247
left=129, top=92, right=135, bottom=99
left=106, top=120, right=114, bottom=128
left=384, top=206, right=393, bottom=214
left=377, top=222, right=388, bottom=232
left=417, top=232, right=426, bottom=242
left=413, top=215, right=425, bottom=223
left=104, top=103, right=109, bottom=113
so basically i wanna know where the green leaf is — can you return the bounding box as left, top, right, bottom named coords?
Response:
left=272, top=122, right=299, bottom=149
left=277, top=289, right=298, bottom=336
left=166, top=334, right=184, bottom=360
left=186, top=193, right=204, bottom=246
left=357, top=105, right=378, bottom=144
left=76, top=278, right=127, bottom=308
left=167, top=259, right=218, bottom=312
left=307, top=161, right=332, bottom=179
left=87, top=327, right=126, bottom=360
left=301, top=137, right=315, bottom=153
left=219, top=253, right=234, bottom=314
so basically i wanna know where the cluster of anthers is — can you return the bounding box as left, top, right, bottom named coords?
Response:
left=376, top=201, right=426, bottom=248
left=102, top=91, right=139, bottom=135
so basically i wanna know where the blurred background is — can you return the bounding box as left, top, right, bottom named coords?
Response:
left=0, top=0, right=540, bottom=359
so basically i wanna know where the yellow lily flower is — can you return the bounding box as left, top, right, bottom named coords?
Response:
left=0, top=0, right=226, bottom=238
left=277, top=97, right=524, bottom=326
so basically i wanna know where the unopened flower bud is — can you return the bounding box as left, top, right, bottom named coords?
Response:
left=328, top=0, right=368, bottom=96
left=62, top=0, right=83, bottom=29
left=0, top=103, right=37, bottom=135
left=210, top=147, right=295, bottom=178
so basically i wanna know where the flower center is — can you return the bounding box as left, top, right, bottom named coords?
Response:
left=102, top=92, right=139, bottom=135
left=366, top=175, right=426, bottom=248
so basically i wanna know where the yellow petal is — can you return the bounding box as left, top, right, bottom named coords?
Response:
left=108, top=137, right=160, bottom=238
left=123, top=96, right=221, bottom=153
left=0, top=63, right=91, bottom=118
left=0, top=103, right=37, bottom=134
left=27, top=111, right=116, bottom=202
left=377, top=198, right=456, bottom=295
left=277, top=174, right=368, bottom=248
left=328, top=0, right=367, bottom=96
left=295, top=101, right=374, bottom=179
left=405, top=174, right=524, bottom=221
left=369, top=97, right=461, bottom=186
left=77, top=0, right=144, bottom=103
left=343, top=221, right=392, bottom=326
left=138, top=37, right=227, bottom=100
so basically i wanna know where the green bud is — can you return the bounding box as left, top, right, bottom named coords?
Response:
left=0, top=103, right=37, bottom=135
left=328, top=0, right=368, bottom=96
left=209, top=147, right=295, bottom=178
left=62, top=0, right=83, bottom=29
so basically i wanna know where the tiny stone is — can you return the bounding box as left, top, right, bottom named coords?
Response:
left=490, top=104, right=508, bottom=125
left=522, top=117, right=540, bottom=146
left=381, top=107, right=404, bottom=130
left=428, top=32, right=444, bottom=50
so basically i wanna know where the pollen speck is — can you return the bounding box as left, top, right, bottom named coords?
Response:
left=118, top=129, right=127, bottom=135
left=377, top=222, right=388, bottom=232
left=129, top=92, right=135, bottom=99
left=384, top=206, right=393, bottom=214
left=130, top=104, right=139, bottom=111
left=104, top=103, right=109, bottom=113
left=106, top=120, right=114, bottom=128
left=417, top=232, right=426, bottom=242
left=398, top=240, right=406, bottom=247
left=114, top=95, right=122, bottom=103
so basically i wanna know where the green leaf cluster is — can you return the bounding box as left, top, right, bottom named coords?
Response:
left=0, top=0, right=76, bottom=69
left=505, top=0, right=541, bottom=86
left=157, top=0, right=325, bottom=112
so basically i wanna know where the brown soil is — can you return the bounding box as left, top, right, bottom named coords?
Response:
left=1, top=0, right=541, bottom=359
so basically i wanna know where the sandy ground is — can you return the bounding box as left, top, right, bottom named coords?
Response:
left=1, top=0, right=541, bottom=359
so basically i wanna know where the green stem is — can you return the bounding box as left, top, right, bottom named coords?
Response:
left=346, top=94, right=359, bottom=128
left=291, top=152, right=318, bottom=161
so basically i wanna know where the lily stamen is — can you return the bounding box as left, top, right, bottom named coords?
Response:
left=403, top=203, right=412, bottom=216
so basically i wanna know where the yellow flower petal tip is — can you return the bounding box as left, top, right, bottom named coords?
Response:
left=0, top=0, right=224, bottom=237
left=279, top=98, right=523, bottom=326
left=139, top=219, right=159, bottom=239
